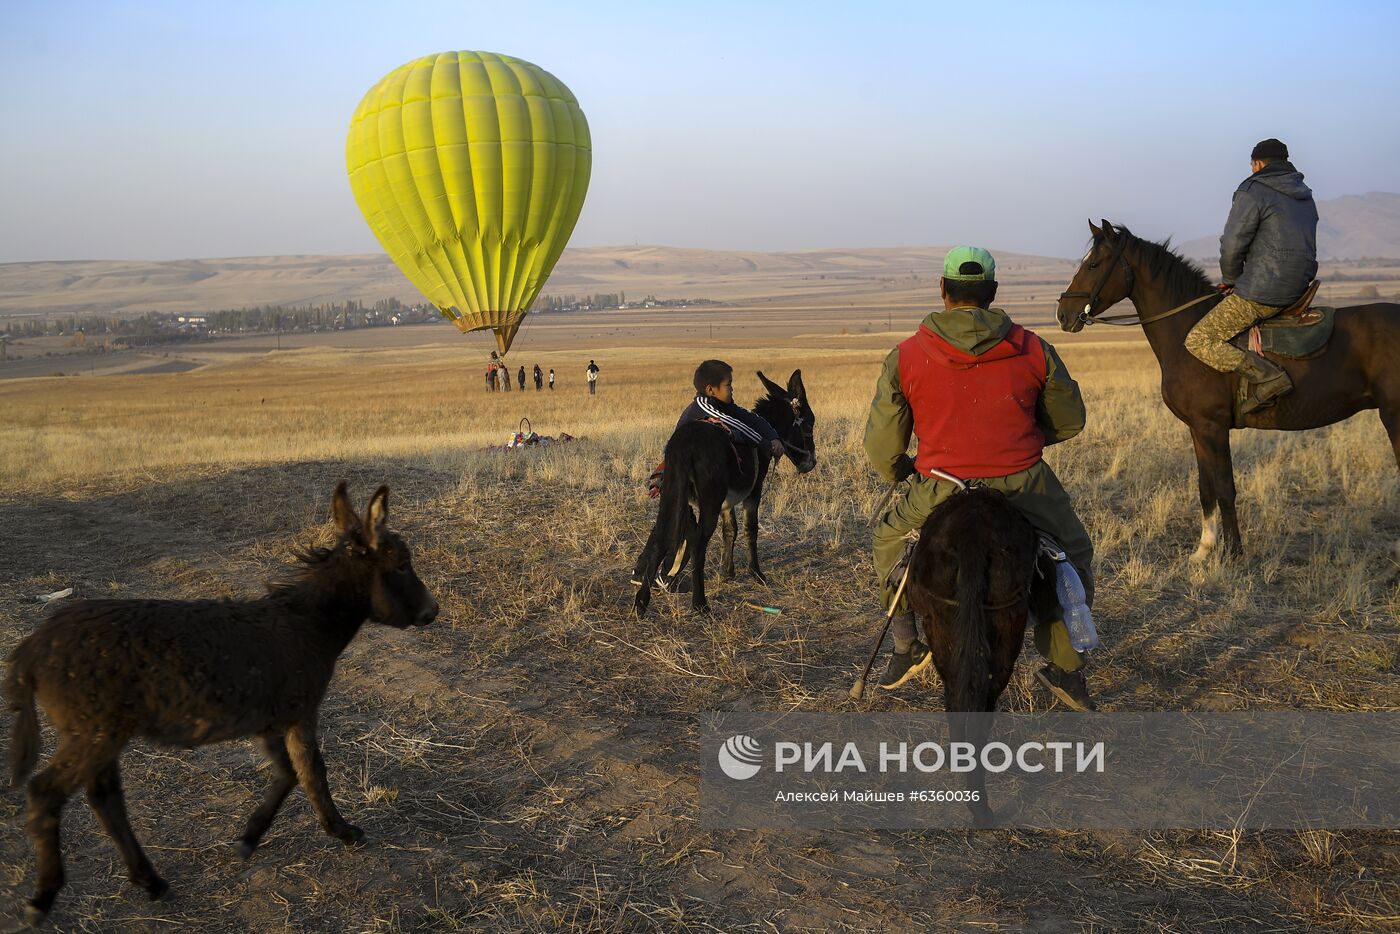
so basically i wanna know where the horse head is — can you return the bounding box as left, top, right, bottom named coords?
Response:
left=1057, top=219, right=1136, bottom=333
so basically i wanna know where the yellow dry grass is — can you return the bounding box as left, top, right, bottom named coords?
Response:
left=0, top=333, right=1396, bottom=931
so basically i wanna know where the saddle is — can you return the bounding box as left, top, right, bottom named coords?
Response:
left=1229, top=280, right=1334, bottom=359
left=644, top=418, right=749, bottom=498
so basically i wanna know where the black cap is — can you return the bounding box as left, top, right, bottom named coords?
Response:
left=1251, top=138, right=1289, bottom=161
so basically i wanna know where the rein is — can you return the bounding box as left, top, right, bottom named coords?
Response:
left=1059, top=230, right=1219, bottom=329
left=1084, top=291, right=1220, bottom=328
left=929, top=591, right=1028, bottom=611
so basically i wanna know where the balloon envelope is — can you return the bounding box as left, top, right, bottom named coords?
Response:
left=346, top=51, right=591, bottom=356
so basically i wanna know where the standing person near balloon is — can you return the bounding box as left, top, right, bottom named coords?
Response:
left=587, top=360, right=600, bottom=396
left=549, top=368, right=556, bottom=390
left=517, top=365, right=526, bottom=391
left=485, top=365, right=495, bottom=393
left=533, top=364, right=543, bottom=391
left=500, top=363, right=510, bottom=393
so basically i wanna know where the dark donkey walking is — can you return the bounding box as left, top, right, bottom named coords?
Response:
left=634, top=370, right=816, bottom=615
left=6, top=482, right=438, bottom=924
left=904, top=487, right=1061, bottom=827
left=1058, top=221, right=1400, bottom=559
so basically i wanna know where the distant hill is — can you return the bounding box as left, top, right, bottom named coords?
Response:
left=0, top=245, right=1071, bottom=317
left=1179, top=191, right=1400, bottom=263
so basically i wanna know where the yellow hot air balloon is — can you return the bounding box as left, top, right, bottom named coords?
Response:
left=346, top=51, right=591, bottom=357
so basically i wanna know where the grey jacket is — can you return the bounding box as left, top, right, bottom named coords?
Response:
left=1219, top=160, right=1319, bottom=307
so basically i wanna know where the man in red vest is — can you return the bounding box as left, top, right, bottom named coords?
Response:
left=865, top=246, right=1098, bottom=710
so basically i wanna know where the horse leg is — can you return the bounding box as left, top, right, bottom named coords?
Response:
left=690, top=497, right=721, bottom=614
left=720, top=503, right=737, bottom=580
left=236, top=731, right=298, bottom=857
left=285, top=720, right=363, bottom=847
left=745, top=497, right=769, bottom=586
left=24, top=739, right=93, bottom=921
left=1189, top=424, right=1242, bottom=560
left=85, top=759, right=167, bottom=899
left=1379, top=391, right=1400, bottom=472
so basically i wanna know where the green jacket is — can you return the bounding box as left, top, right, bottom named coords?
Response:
left=864, top=307, right=1086, bottom=483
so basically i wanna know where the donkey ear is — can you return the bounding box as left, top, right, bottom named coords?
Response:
left=364, top=485, right=390, bottom=550
left=757, top=370, right=785, bottom=397
left=332, top=481, right=362, bottom=537
left=786, top=369, right=806, bottom=399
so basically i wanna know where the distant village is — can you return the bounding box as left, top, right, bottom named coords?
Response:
left=0, top=293, right=718, bottom=352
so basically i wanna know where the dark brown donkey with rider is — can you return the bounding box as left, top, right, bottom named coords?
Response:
left=633, top=363, right=816, bottom=615
left=1057, top=143, right=1400, bottom=559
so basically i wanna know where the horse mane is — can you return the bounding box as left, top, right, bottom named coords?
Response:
left=1102, top=225, right=1214, bottom=299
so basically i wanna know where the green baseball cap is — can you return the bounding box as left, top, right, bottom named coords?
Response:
left=942, top=245, right=996, bottom=281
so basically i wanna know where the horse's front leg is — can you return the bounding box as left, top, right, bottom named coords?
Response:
left=1189, top=423, right=1242, bottom=560
left=720, top=503, right=737, bottom=580
left=744, top=498, right=768, bottom=586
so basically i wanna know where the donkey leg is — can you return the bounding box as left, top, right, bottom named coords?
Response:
left=25, top=741, right=91, bottom=921
left=745, top=499, right=769, bottom=586
left=1189, top=424, right=1241, bottom=560
left=691, top=500, right=721, bottom=614
left=286, top=721, right=363, bottom=847
left=720, top=504, right=737, bottom=580
left=236, top=732, right=298, bottom=858
left=85, top=760, right=167, bottom=899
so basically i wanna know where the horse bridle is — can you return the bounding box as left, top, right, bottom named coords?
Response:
left=1060, top=231, right=1220, bottom=328
left=1059, top=232, right=1134, bottom=328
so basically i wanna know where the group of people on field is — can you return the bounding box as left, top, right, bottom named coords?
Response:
left=484, top=361, right=557, bottom=393
left=482, top=360, right=604, bottom=394
left=638, top=139, right=1318, bottom=712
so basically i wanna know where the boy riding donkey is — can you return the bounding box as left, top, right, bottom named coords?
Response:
left=1185, top=138, right=1319, bottom=415
left=865, top=247, right=1100, bottom=710
left=635, top=360, right=784, bottom=590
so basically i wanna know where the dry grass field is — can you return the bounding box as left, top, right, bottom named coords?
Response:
left=0, top=313, right=1397, bottom=931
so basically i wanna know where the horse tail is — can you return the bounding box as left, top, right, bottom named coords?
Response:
left=947, top=541, right=992, bottom=713
left=6, top=645, right=41, bottom=788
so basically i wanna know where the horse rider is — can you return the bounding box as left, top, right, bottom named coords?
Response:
left=864, top=246, right=1099, bottom=710
left=1184, top=138, right=1318, bottom=414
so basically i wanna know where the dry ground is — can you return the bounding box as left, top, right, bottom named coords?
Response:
left=0, top=328, right=1396, bottom=932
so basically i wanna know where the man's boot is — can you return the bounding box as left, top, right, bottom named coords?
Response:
left=878, top=613, right=931, bottom=690
left=1035, top=664, right=1098, bottom=711
left=1236, top=352, right=1292, bottom=415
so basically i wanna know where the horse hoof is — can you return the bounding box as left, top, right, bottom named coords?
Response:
left=234, top=838, right=256, bottom=859
left=144, top=877, right=170, bottom=901
left=25, top=900, right=51, bottom=927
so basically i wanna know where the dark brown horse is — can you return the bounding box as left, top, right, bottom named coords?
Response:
left=905, top=487, right=1061, bottom=827
left=1057, top=221, right=1400, bottom=559
left=6, top=482, right=438, bottom=924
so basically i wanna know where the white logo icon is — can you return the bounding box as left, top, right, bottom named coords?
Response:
left=718, top=734, right=763, bottom=780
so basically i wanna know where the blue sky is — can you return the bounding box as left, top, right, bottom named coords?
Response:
left=2, top=0, right=1397, bottom=261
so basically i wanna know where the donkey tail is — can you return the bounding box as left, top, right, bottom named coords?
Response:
left=5, top=648, right=41, bottom=788
left=947, top=542, right=992, bottom=713
left=634, top=448, right=693, bottom=616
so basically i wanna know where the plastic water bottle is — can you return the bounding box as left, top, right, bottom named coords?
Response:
left=1052, top=560, right=1099, bottom=652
